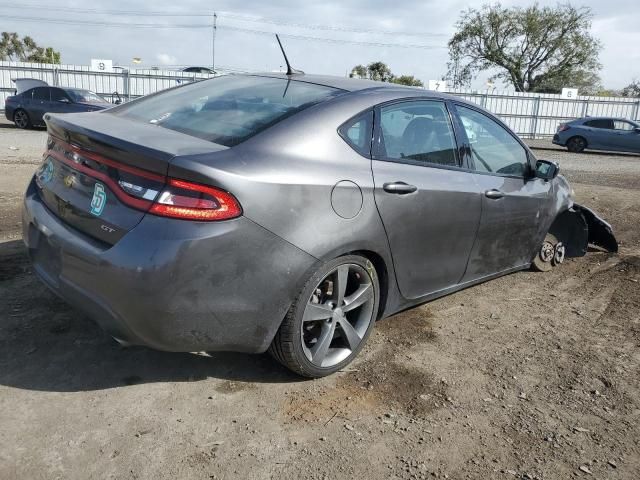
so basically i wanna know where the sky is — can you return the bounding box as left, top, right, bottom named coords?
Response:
left=1, top=0, right=639, bottom=90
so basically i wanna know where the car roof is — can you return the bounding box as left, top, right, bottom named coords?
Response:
left=244, top=72, right=455, bottom=99
left=575, top=116, right=634, bottom=122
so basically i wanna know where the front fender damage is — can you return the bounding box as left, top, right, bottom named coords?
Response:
left=547, top=204, right=618, bottom=258
left=573, top=204, right=618, bottom=253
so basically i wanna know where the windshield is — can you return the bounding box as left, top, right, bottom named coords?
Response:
left=110, top=75, right=344, bottom=147
left=67, top=89, right=108, bottom=104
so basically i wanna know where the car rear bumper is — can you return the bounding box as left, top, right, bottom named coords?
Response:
left=22, top=178, right=317, bottom=353
left=4, top=106, right=15, bottom=122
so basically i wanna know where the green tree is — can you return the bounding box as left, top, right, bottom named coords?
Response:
left=447, top=4, right=601, bottom=93
left=0, top=32, right=61, bottom=63
left=366, top=61, right=393, bottom=82
left=621, top=80, right=640, bottom=98
left=350, top=62, right=422, bottom=86
left=349, top=64, right=367, bottom=79
left=392, top=75, right=424, bottom=87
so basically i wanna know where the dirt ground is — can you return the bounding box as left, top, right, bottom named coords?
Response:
left=1, top=118, right=639, bottom=480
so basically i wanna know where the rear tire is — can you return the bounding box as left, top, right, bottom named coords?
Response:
left=13, top=109, right=31, bottom=129
left=566, top=136, right=587, bottom=153
left=269, top=255, right=380, bottom=378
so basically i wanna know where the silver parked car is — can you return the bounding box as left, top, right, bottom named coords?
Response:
left=22, top=74, right=617, bottom=377
left=553, top=117, right=640, bottom=154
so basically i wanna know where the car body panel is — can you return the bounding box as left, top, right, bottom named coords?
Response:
left=21, top=73, right=618, bottom=355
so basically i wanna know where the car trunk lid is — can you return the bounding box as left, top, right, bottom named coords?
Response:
left=36, top=112, right=226, bottom=245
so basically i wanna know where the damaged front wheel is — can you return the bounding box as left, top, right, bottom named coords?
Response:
left=532, top=233, right=565, bottom=272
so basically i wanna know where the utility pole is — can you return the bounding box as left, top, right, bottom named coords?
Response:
left=212, top=12, right=217, bottom=72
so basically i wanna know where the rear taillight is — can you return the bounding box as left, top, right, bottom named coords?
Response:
left=557, top=124, right=570, bottom=133
left=149, top=178, right=242, bottom=221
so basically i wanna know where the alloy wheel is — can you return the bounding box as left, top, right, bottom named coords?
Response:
left=301, top=263, right=375, bottom=368
left=14, top=110, right=29, bottom=129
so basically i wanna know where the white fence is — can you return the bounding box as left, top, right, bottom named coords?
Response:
left=448, top=89, right=640, bottom=138
left=0, top=60, right=215, bottom=105
left=2, top=61, right=640, bottom=139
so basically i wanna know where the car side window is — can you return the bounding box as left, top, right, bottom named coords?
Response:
left=50, top=88, right=70, bottom=103
left=585, top=119, right=613, bottom=129
left=338, top=110, right=373, bottom=156
left=456, top=105, right=529, bottom=177
left=613, top=120, right=635, bottom=131
left=376, top=101, right=458, bottom=167
left=32, top=87, right=50, bottom=101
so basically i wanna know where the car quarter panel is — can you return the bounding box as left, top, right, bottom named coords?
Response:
left=167, top=90, right=425, bottom=314
left=23, top=180, right=317, bottom=353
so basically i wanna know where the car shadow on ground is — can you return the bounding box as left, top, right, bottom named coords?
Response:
left=0, top=122, right=45, bottom=130
left=0, top=240, right=301, bottom=393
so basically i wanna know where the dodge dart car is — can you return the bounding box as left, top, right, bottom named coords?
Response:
left=22, top=73, right=617, bottom=377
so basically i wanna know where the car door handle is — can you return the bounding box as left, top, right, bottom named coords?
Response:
left=484, top=189, right=505, bottom=199
left=383, top=182, right=418, bottom=194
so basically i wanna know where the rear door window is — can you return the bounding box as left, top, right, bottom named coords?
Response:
left=585, top=119, right=614, bottom=129
left=111, top=76, right=344, bottom=147
left=32, top=87, right=50, bottom=101
left=375, top=100, right=459, bottom=167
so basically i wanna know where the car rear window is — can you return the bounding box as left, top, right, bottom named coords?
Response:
left=110, top=75, right=344, bottom=147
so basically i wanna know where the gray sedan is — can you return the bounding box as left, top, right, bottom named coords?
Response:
left=22, top=74, right=617, bottom=377
left=553, top=117, right=640, bottom=154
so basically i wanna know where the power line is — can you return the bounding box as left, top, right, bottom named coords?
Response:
left=0, top=14, right=446, bottom=49
left=0, top=2, right=448, bottom=37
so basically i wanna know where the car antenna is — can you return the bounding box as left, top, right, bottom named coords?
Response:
left=275, top=34, right=304, bottom=76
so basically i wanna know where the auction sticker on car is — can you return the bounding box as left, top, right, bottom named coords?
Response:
left=90, top=182, right=107, bottom=216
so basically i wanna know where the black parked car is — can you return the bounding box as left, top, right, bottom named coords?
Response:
left=5, top=86, right=111, bottom=129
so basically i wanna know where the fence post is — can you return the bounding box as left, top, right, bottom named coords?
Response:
left=481, top=92, right=489, bottom=109
left=530, top=97, right=541, bottom=139
left=123, top=69, right=131, bottom=101
left=633, top=101, right=640, bottom=122
left=581, top=100, right=589, bottom=118
left=52, top=66, right=59, bottom=87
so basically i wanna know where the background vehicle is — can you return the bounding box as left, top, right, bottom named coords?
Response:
left=553, top=117, right=640, bottom=154
left=22, top=74, right=617, bottom=378
left=4, top=86, right=111, bottom=129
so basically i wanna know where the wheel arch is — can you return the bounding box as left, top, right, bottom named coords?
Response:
left=546, top=208, right=589, bottom=258
left=567, top=135, right=588, bottom=151
left=349, top=249, right=390, bottom=321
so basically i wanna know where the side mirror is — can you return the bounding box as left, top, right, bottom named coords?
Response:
left=535, top=160, right=559, bottom=181
left=634, top=127, right=640, bottom=134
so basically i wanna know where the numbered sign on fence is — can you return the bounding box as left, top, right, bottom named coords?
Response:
left=561, top=88, right=579, bottom=100
left=428, top=80, right=447, bottom=92
left=90, top=59, right=113, bottom=73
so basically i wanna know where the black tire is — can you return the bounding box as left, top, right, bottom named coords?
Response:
left=13, top=109, right=32, bottom=129
left=566, top=136, right=587, bottom=153
left=532, top=233, right=560, bottom=272
left=269, top=254, right=380, bottom=378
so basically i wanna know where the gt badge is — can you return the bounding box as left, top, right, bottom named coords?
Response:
left=90, top=182, right=107, bottom=216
